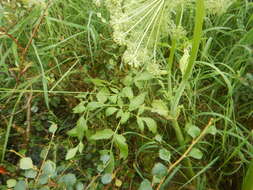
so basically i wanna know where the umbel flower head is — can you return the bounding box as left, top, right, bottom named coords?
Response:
left=97, top=0, right=232, bottom=69
left=102, top=0, right=189, bottom=68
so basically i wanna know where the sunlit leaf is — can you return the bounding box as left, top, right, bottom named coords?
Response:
left=114, top=134, right=128, bottom=159
left=129, top=93, right=146, bottom=111
left=90, top=129, right=114, bottom=140
left=20, top=157, right=33, bottom=170
left=65, top=146, right=78, bottom=160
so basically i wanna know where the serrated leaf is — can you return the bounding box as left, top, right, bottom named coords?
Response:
left=138, top=179, right=153, bottom=190
left=90, top=129, right=114, bottom=140
left=109, top=95, right=118, bottom=103
left=87, top=102, right=103, bottom=111
left=122, top=87, right=134, bottom=99
left=76, top=116, right=88, bottom=140
left=20, top=157, right=33, bottom=170
left=65, top=146, right=78, bottom=160
left=106, top=107, right=118, bottom=116
left=96, top=89, right=108, bottom=103
left=114, top=134, right=128, bottom=159
left=189, top=148, right=203, bottom=159
left=152, top=163, right=167, bottom=178
left=73, top=102, right=86, bottom=113
left=151, top=100, right=170, bottom=119
left=101, top=173, right=112, bottom=184
left=122, top=74, right=133, bottom=86
left=137, top=117, right=144, bottom=132
left=120, top=112, right=130, bottom=124
left=129, top=93, right=146, bottom=111
left=159, top=148, right=171, bottom=162
left=142, top=117, right=157, bottom=134
left=67, top=127, right=78, bottom=137
left=186, top=123, right=200, bottom=138
left=135, top=72, right=153, bottom=81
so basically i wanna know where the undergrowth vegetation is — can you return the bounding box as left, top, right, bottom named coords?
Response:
left=0, top=0, right=252, bottom=189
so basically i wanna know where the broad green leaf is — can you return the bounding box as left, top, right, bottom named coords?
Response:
left=38, top=174, right=49, bottom=185
left=105, top=107, right=118, bottom=116
left=67, top=127, right=78, bottom=137
left=122, top=87, right=134, bottom=99
left=24, top=169, right=37, bottom=178
left=122, top=75, right=133, bottom=86
left=77, top=116, right=88, bottom=140
left=90, top=129, right=114, bottom=140
left=120, top=112, right=130, bottom=124
left=114, top=134, right=128, bottom=159
left=189, top=148, right=203, bottom=159
left=76, top=182, right=84, bottom=190
left=151, top=100, right=170, bottom=119
left=142, top=117, right=157, bottom=134
left=152, top=163, right=167, bottom=178
left=135, top=72, right=153, bottom=81
left=20, top=157, right=33, bottom=170
left=96, top=89, right=108, bottom=103
left=159, top=148, right=171, bottom=162
left=101, top=173, right=112, bottom=184
left=108, top=95, right=117, bottom=103
left=14, top=180, right=26, bottom=190
left=59, top=173, right=76, bottom=186
left=87, top=102, right=103, bottom=111
left=73, top=102, right=86, bottom=113
left=110, top=87, right=119, bottom=93
left=129, top=93, right=146, bottom=111
left=138, top=179, right=153, bottom=190
left=65, top=146, right=78, bottom=160
left=137, top=117, right=144, bottom=132
left=42, top=160, right=56, bottom=175
left=206, top=125, right=217, bottom=135
left=186, top=123, right=200, bottom=138
left=7, top=179, right=17, bottom=188
left=78, top=142, right=84, bottom=153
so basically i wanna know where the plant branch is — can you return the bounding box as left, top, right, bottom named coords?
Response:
left=156, top=118, right=214, bottom=190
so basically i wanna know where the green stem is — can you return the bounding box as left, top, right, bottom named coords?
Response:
left=169, top=0, right=205, bottom=180
left=1, top=92, right=24, bottom=162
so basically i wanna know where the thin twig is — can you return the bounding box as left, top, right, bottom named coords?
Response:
left=25, top=87, right=33, bottom=146
left=156, top=118, right=214, bottom=190
left=0, top=28, right=25, bottom=52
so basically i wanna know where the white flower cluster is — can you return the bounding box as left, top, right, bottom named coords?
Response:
left=205, top=0, right=235, bottom=15
left=21, top=0, right=46, bottom=8
left=102, top=0, right=190, bottom=68
left=99, top=0, right=233, bottom=69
